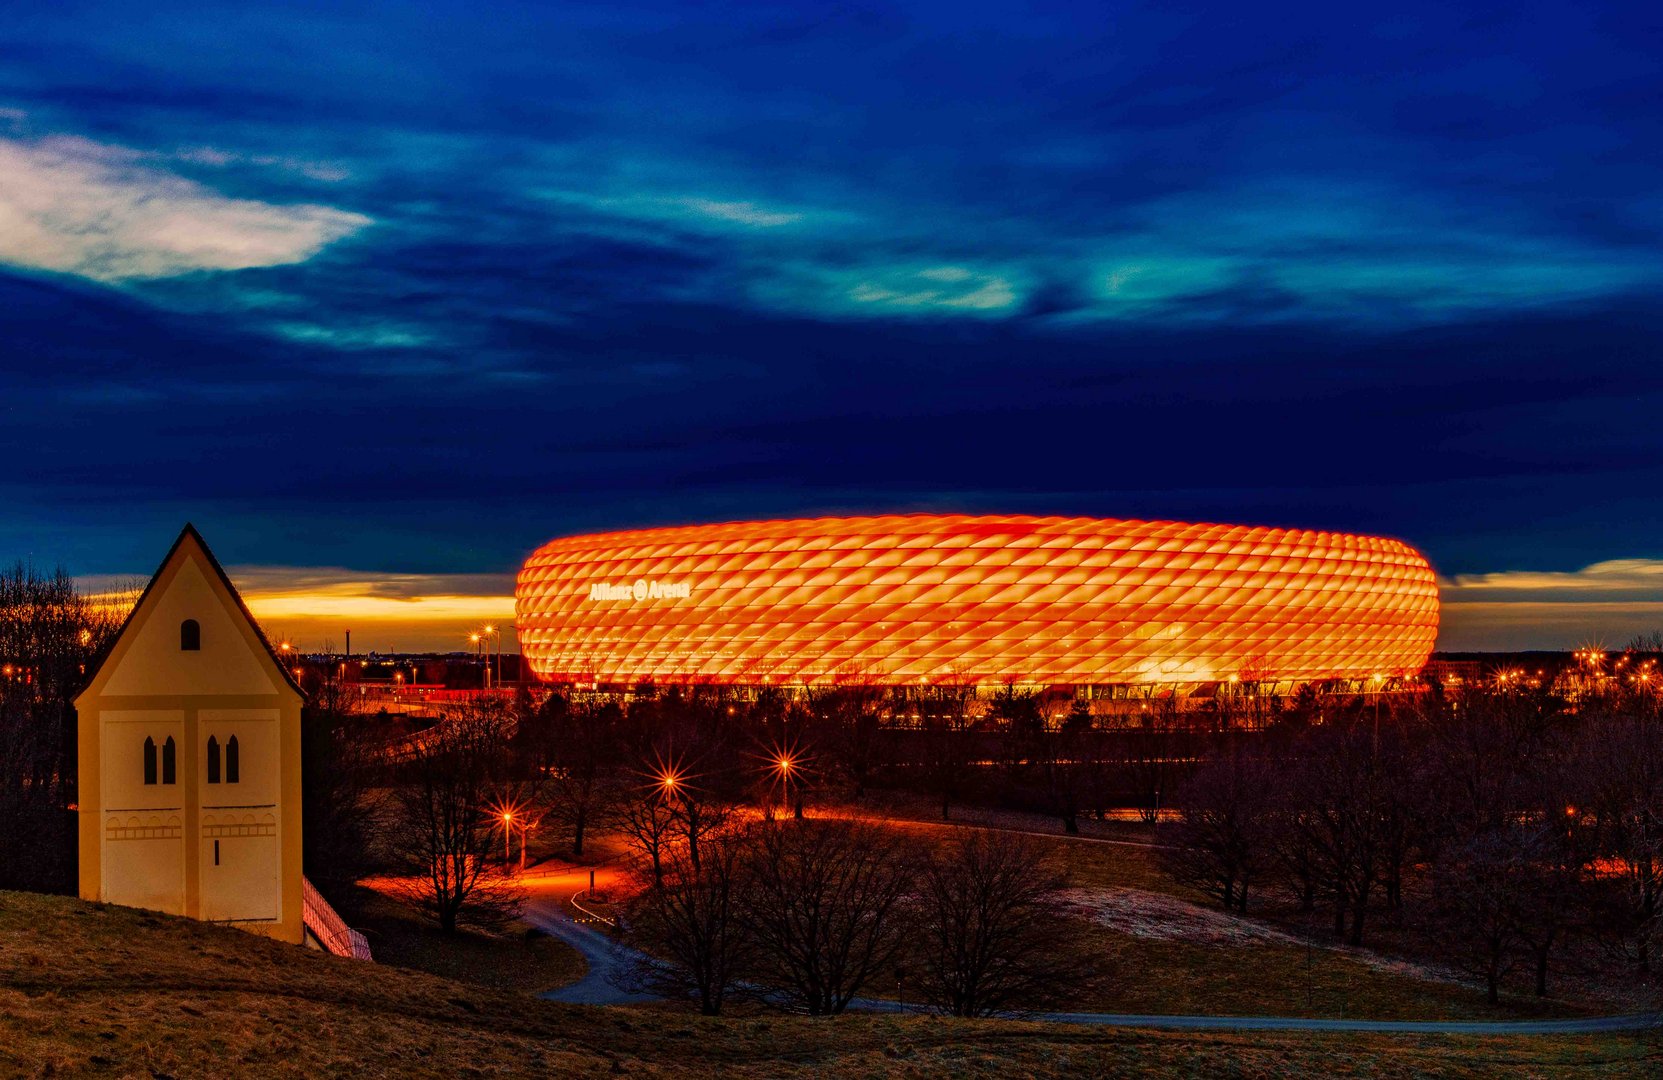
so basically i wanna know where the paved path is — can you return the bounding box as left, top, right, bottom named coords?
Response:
left=847, top=997, right=1661, bottom=1033
left=522, top=864, right=657, bottom=1006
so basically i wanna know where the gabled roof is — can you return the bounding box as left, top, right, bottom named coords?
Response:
left=77, top=523, right=305, bottom=703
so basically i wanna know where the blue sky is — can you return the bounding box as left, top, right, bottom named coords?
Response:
left=4, top=1, right=1662, bottom=649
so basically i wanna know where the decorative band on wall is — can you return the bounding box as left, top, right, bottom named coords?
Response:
left=202, top=812, right=278, bottom=838
left=107, top=813, right=183, bottom=841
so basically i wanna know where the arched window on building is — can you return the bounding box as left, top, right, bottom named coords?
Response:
left=180, top=619, right=200, bottom=651
left=143, top=737, right=157, bottom=785
left=162, top=736, right=177, bottom=785
left=206, top=736, right=220, bottom=784
left=226, top=735, right=240, bottom=784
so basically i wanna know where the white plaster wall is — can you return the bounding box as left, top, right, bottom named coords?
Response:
left=198, top=710, right=280, bottom=808
left=99, top=710, right=186, bottom=912
left=104, top=820, right=185, bottom=915
left=199, top=813, right=279, bottom=922
left=101, top=558, right=276, bottom=697
left=100, top=711, right=184, bottom=811
left=197, top=709, right=282, bottom=922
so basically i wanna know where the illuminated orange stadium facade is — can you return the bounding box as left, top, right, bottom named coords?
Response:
left=514, top=515, right=1439, bottom=690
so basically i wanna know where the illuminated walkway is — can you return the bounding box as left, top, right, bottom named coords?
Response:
left=522, top=864, right=656, bottom=1006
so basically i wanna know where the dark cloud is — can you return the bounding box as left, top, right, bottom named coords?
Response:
left=0, top=0, right=1659, bottom=649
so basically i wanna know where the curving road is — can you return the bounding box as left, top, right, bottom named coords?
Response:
left=523, top=864, right=657, bottom=1006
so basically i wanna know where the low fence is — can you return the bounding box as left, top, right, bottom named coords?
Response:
left=302, top=877, right=373, bottom=961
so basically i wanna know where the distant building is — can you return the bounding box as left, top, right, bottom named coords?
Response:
left=516, top=514, right=1440, bottom=691
left=75, top=525, right=305, bottom=945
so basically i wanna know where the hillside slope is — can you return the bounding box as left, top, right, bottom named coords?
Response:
left=0, top=892, right=1656, bottom=1078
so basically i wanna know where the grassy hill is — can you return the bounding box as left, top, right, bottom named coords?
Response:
left=1, top=891, right=1657, bottom=1079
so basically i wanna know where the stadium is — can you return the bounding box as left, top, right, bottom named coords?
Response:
left=514, top=514, right=1439, bottom=694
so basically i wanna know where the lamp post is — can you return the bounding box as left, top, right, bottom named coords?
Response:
left=484, top=624, right=501, bottom=691
left=771, top=755, right=791, bottom=822
left=498, top=809, right=533, bottom=870
left=1371, top=673, right=1383, bottom=757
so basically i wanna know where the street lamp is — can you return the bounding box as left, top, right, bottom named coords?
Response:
left=776, top=753, right=795, bottom=818
left=484, top=624, right=501, bottom=690
left=1370, top=673, right=1384, bottom=755
left=495, top=806, right=535, bottom=870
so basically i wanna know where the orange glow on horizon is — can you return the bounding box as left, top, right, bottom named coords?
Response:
left=514, top=513, right=1440, bottom=686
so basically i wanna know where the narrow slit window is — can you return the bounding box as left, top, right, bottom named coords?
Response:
left=143, top=737, right=157, bottom=785
left=226, top=735, right=240, bottom=784
left=162, top=736, right=177, bottom=785
left=206, top=736, right=220, bottom=784
left=213, top=840, right=221, bottom=866
left=180, top=619, right=200, bottom=651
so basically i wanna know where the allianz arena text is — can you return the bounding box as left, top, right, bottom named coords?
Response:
left=514, top=514, right=1439, bottom=690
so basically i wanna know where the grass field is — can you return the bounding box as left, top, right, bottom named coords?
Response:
left=1064, top=924, right=1580, bottom=1021
left=785, top=812, right=1618, bottom=1022
left=350, top=885, right=587, bottom=993
left=1, top=891, right=1658, bottom=1078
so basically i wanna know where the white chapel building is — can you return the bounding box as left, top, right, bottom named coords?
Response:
left=75, top=525, right=307, bottom=945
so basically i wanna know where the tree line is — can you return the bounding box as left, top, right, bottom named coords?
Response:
left=0, top=565, right=126, bottom=892
left=619, top=817, right=1081, bottom=1017
left=1161, top=680, right=1663, bottom=1003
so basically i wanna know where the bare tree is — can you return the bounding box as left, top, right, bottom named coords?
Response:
left=1576, top=701, right=1663, bottom=971
left=301, top=686, right=380, bottom=902
left=387, top=699, right=526, bottom=932
left=618, top=791, right=679, bottom=888
left=1161, top=742, right=1271, bottom=912
left=537, top=694, right=624, bottom=857
left=1511, top=817, right=1588, bottom=998
left=0, top=564, right=126, bottom=893
left=669, top=773, right=731, bottom=875
left=1036, top=723, right=1095, bottom=835
left=1287, top=722, right=1388, bottom=945
left=1372, top=711, right=1423, bottom=914
left=1432, top=828, right=1530, bottom=1004
left=627, top=690, right=741, bottom=872
left=807, top=682, right=887, bottom=799
left=912, top=830, right=1081, bottom=1016
left=1121, top=697, right=1185, bottom=824
left=1627, top=630, right=1663, bottom=654
left=1004, top=689, right=1093, bottom=834
left=918, top=685, right=976, bottom=821
left=619, top=825, right=753, bottom=1015
left=1268, top=796, right=1323, bottom=914
left=740, top=819, right=915, bottom=1014
left=1420, top=686, right=1554, bottom=849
